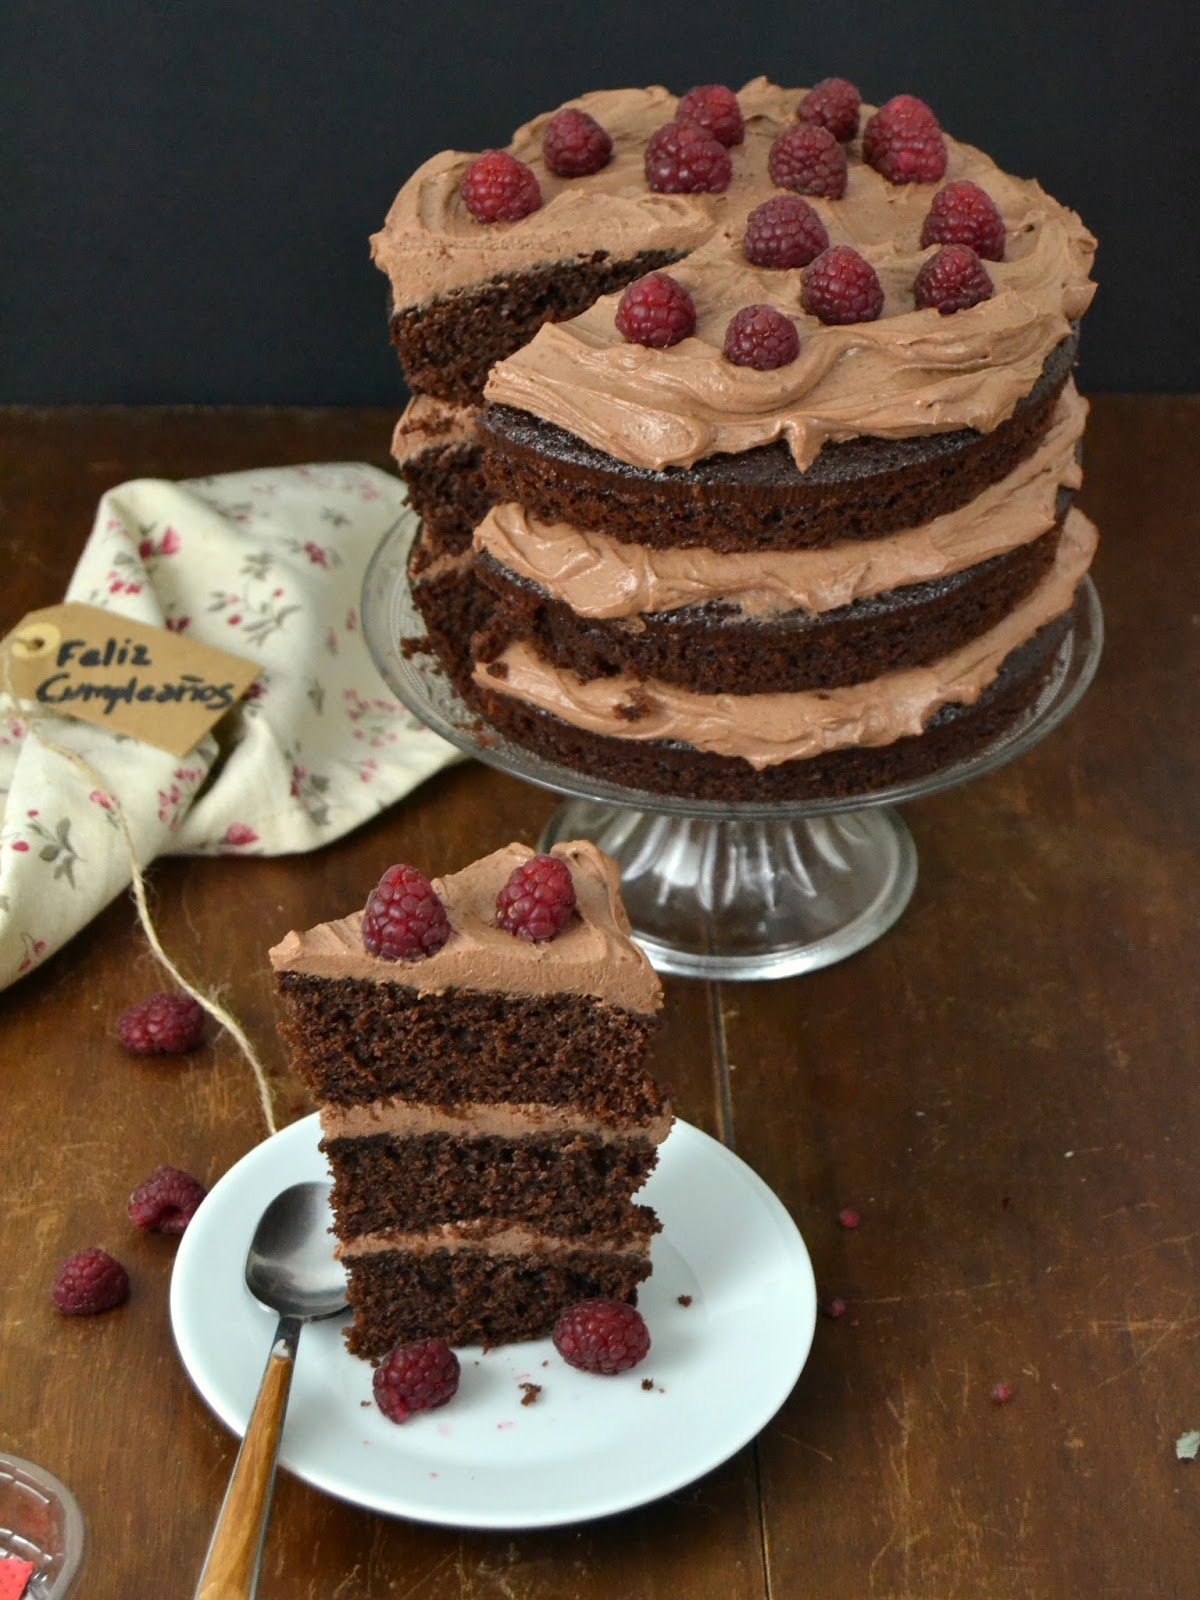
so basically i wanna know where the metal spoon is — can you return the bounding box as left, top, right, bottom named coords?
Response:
left=195, top=1180, right=347, bottom=1600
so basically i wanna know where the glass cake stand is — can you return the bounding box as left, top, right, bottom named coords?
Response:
left=362, top=513, right=1103, bottom=981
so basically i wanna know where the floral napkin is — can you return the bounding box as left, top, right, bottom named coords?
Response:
left=0, top=463, right=462, bottom=988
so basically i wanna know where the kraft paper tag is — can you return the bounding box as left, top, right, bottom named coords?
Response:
left=2, top=603, right=261, bottom=757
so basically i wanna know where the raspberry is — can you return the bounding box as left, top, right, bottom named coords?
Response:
left=615, top=271, right=697, bottom=348
left=117, top=992, right=205, bottom=1055
left=797, top=77, right=861, bottom=142
left=553, top=1298, right=651, bottom=1374
left=362, top=863, right=451, bottom=960
left=128, top=1165, right=207, bottom=1234
left=914, top=244, right=994, bottom=314
left=644, top=120, right=732, bottom=194
left=742, top=193, right=829, bottom=269
left=52, top=1248, right=130, bottom=1316
left=675, top=84, right=744, bottom=146
left=460, top=150, right=542, bottom=222
left=543, top=108, right=613, bottom=178
left=863, top=94, right=947, bottom=184
left=920, top=179, right=1007, bottom=261
left=838, top=1207, right=862, bottom=1229
left=496, top=853, right=577, bottom=943
left=723, top=304, right=800, bottom=370
left=767, top=123, right=847, bottom=200
left=373, top=1339, right=460, bottom=1423
left=801, top=246, right=885, bottom=325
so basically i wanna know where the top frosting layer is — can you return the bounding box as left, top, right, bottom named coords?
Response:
left=269, top=839, right=663, bottom=1016
left=372, top=79, right=1095, bottom=471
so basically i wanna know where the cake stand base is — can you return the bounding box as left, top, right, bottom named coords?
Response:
left=539, top=800, right=917, bottom=980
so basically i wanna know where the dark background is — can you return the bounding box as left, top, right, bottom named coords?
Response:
left=5, top=0, right=1195, bottom=405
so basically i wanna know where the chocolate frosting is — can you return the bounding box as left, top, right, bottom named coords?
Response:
left=269, top=839, right=663, bottom=1015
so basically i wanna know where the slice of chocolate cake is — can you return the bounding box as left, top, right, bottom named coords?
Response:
left=270, top=840, right=669, bottom=1359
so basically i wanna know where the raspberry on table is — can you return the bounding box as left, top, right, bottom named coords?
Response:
left=801, top=245, right=885, bottom=325
left=767, top=123, right=848, bottom=200
left=128, top=1165, right=207, bottom=1234
left=675, top=84, right=744, bottom=146
left=460, top=149, right=543, bottom=222
left=362, top=863, right=451, bottom=960
left=52, top=1247, right=130, bottom=1316
left=615, top=271, right=697, bottom=348
left=644, top=120, right=732, bottom=194
left=373, top=1338, right=460, bottom=1423
left=863, top=94, right=947, bottom=184
left=553, top=1298, right=651, bottom=1374
left=742, top=193, right=829, bottom=269
left=117, top=992, right=205, bottom=1055
left=920, top=179, right=1007, bottom=260
left=543, top=108, right=613, bottom=177
left=914, top=244, right=995, bottom=314
left=797, top=77, right=862, bottom=142
left=496, top=853, right=577, bottom=942
left=723, top=304, right=801, bottom=370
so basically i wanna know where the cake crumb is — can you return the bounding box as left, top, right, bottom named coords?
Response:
left=641, top=1377, right=654, bottom=1391
left=613, top=687, right=659, bottom=722
left=519, top=1382, right=542, bottom=1406
left=677, top=1293, right=693, bottom=1308
left=486, top=660, right=510, bottom=680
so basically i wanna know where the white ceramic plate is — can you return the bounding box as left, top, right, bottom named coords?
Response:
left=170, top=1113, right=816, bottom=1529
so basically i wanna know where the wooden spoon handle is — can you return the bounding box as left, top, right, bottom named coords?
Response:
left=195, top=1316, right=301, bottom=1600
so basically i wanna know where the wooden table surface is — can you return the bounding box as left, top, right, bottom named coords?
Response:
left=2, top=399, right=1197, bottom=1599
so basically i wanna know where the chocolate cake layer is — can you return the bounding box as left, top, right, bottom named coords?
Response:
left=390, top=248, right=684, bottom=407
left=343, top=1243, right=652, bottom=1357
left=323, top=1130, right=661, bottom=1235
left=408, top=535, right=491, bottom=690
left=401, top=442, right=489, bottom=553
left=467, top=613, right=1070, bottom=802
left=276, top=975, right=667, bottom=1113
left=473, top=522, right=1063, bottom=696
left=478, top=334, right=1077, bottom=554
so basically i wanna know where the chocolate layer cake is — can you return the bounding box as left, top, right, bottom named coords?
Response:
left=270, top=841, right=669, bottom=1358
left=374, top=79, right=1098, bottom=800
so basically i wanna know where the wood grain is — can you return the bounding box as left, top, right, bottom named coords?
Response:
left=0, top=399, right=1196, bottom=1598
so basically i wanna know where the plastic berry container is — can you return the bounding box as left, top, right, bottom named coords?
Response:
left=0, top=1456, right=84, bottom=1598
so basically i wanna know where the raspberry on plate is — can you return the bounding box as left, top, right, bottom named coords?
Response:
left=920, top=179, right=1007, bottom=260
left=460, top=149, right=543, bottom=222
left=553, top=1298, right=651, bottom=1374
left=373, top=1338, right=460, bottom=1423
left=801, top=245, right=885, bottom=325
left=128, top=1165, right=207, bottom=1234
left=675, top=84, right=744, bottom=146
left=117, top=992, right=205, bottom=1055
left=543, top=108, right=613, bottom=178
left=797, top=76, right=861, bottom=142
left=742, top=193, right=829, bottom=269
left=767, top=123, right=847, bottom=200
left=615, top=271, right=697, bottom=348
left=914, top=243, right=995, bottom=313
left=52, top=1247, right=130, bottom=1316
left=644, top=120, right=732, bottom=194
left=863, top=94, right=947, bottom=184
left=362, top=863, right=451, bottom=960
left=723, top=304, right=801, bottom=370
left=496, top=853, right=577, bottom=942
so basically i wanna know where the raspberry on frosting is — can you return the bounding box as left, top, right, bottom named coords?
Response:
left=615, top=271, right=697, bottom=347
left=863, top=95, right=947, bottom=184
left=362, top=863, right=451, bottom=960
left=801, top=245, right=885, bottom=325
left=723, top=305, right=801, bottom=370
left=460, top=149, right=543, bottom=222
left=543, top=108, right=613, bottom=178
left=742, top=193, right=829, bottom=269
left=767, top=123, right=848, bottom=200
left=914, top=244, right=995, bottom=314
left=797, top=77, right=861, bottom=142
left=920, top=179, right=1007, bottom=260
left=675, top=84, right=744, bottom=146
left=496, top=853, right=577, bottom=942
left=644, top=120, right=732, bottom=194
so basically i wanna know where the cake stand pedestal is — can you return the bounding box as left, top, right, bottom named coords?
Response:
left=363, top=513, right=1102, bottom=981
